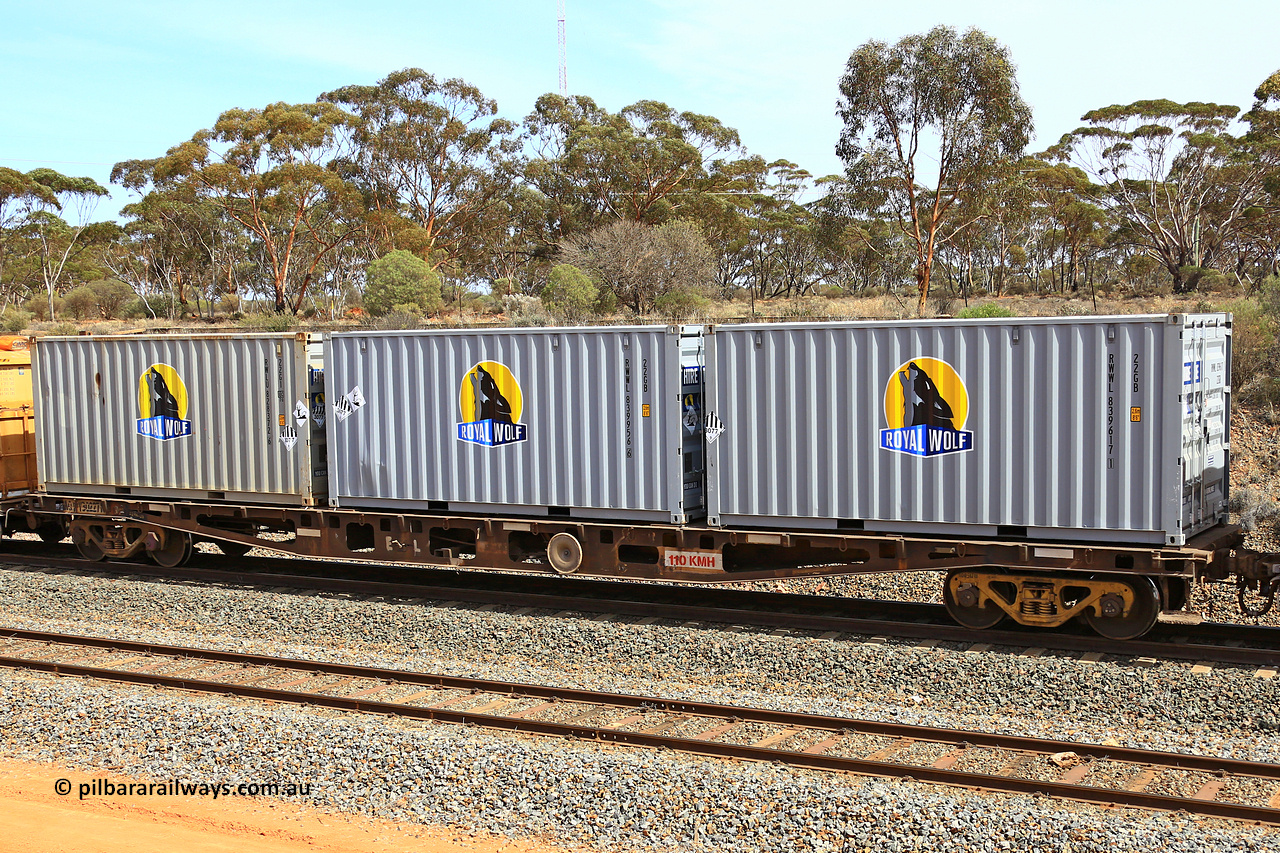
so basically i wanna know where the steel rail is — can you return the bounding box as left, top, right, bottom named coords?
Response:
left=5, top=548, right=1280, bottom=668
left=2, top=627, right=1280, bottom=825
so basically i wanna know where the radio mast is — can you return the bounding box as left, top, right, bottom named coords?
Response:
left=557, top=0, right=567, bottom=96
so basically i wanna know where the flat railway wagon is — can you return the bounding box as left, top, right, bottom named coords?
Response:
left=6, top=315, right=1279, bottom=640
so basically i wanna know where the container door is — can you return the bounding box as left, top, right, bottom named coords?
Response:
left=306, top=336, right=329, bottom=502
left=678, top=329, right=705, bottom=515
left=1181, top=317, right=1229, bottom=537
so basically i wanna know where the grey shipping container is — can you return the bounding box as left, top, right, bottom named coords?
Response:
left=34, top=334, right=327, bottom=505
left=325, top=326, right=705, bottom=523
left=703, top=314, right=1229, bottom=546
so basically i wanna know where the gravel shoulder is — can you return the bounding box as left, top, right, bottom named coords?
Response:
left=3, top=669, right=1277, bottom=853
left=0, top=755, right=566, bottom=853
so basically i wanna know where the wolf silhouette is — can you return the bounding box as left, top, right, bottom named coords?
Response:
left=471, top=365, right=513, bottom=424
left=147, top=369, right=181, bottom=421
left=897, top=362, right=955, bottom=431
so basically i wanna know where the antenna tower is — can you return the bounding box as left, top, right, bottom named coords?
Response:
left=557, top=0, right=567, bottom=96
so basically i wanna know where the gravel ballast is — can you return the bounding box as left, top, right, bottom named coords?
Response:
left=5, top=523, right=1280, bottom=851
left=2, top=567, right=1279, bottom=762
left=2, top=568, right=1280, bottom=758
left=2, top=669, right=1277, bottom=853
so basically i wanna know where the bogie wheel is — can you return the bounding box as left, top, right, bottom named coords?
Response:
left=36, top=522, right=66, bottom=544
left=1084, top=576, right=1160, bottom=640
left=942, top=570, right=1006, bottom=629
left=75, top=538, right=106, bottom=561
left=70, top=522, right=106, bottom=561
left=547, top=532, right=584, bottom=574
left=150, top=532, right=193, bottom=568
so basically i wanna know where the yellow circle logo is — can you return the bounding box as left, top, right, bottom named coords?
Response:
left=457, top=361, right=529, bottom=447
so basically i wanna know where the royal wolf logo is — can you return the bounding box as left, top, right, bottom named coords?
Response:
left=457, top=361, right=528, bottom=447
left=880, top=358, right=973, bottom=458
left=137, top=363, right=192, bottom=441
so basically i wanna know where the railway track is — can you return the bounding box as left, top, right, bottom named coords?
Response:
left=2, top=626, right=1279, bottom=825
left=4, top=542, right=1280, bottom=671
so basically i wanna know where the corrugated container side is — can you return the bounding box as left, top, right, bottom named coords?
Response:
left=34, top=334, right=324, bottom=505
left=704, top=314, right=1229, bottom=546
left=325, top=326, right=701, bottom=522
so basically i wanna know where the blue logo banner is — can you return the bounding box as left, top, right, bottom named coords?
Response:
left=880, top=425, right=972, bottom=457
left=136, top=416, right=192, bottom=441
left=457, top=419, right=528, bottom=447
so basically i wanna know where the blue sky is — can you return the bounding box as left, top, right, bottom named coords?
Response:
left=3, top=0, right=1278, bottom=219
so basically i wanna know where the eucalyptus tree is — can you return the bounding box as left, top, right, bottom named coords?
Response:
left=978, top=161, right=1039, bottom=295
left=836, top=25, right=1033, bottom=315
left=736, top=161, right=822, bottom=298
left=521, top=94, right=747, bottom=241
left=1022, top=161, right=1108, bottom=293
left=684, top=183, right=754, bottom=296
left=1047, top=98, right=1272, bottom=292
left=131, top=101, right=365, bottom=313
left=0, top=168, right=56, bottom=305
left=659, top=153, right=773, bottom=297
left=0, top=168, right=55, bottom=231
left=473, top=185, right=560, bottom=294
left=20, top=169, right=109, bottom=318
left=808, top=179, right=915, bottom=294
left=111, top=157, right=241, bottom=316
left=1239, top=70, right=1280, bottom=279
left=322, top=69, right=519, bottom=278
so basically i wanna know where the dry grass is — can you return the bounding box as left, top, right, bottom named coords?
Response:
left=663, top=291, right=1232, bottom=324
left=17, top=290, right=1252, bottom=337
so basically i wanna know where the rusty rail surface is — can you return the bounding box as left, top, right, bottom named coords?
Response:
left=3, top=547, right=1280, bottom=668
left=2, top=627, right=1280, bottom=825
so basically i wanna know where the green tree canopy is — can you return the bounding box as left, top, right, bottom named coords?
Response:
left=0, top=168, right=57, bottom=224
left=0, top=168, right=59, bottom=298
left=112, top=156, right=245, bottom=317
left=322, top=69, right=518, bottom=277
left=540, top=263, right=598, bottom=322
left=1242, top=70, right=1280, bottom=278
left=18, top=169, right=109, bottom=318
left=363, top=249, right=442, bottom=315
left=836, top=25, right=1033, bottom=314
left=522, top=95, right=748, bottom=240
left=127, top=101, right=365, bottom=313
left=1046, top=98, right=1273, bottom=291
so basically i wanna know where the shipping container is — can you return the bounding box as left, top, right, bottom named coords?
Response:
left=325, top=326, right=704, bottom=522
left=34, top=334, right=327, bottom=505
left=703, top=314, right=1229, bottom=546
